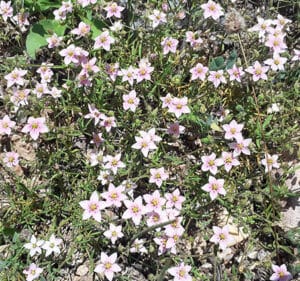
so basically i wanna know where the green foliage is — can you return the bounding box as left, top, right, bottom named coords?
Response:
left=26, top=19, right=66, bottom=59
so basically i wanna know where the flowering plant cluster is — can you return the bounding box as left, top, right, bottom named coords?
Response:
left=0, top=0, right=298, bottom=281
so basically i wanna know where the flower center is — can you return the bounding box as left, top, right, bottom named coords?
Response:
left=151, top=198, right=158, bottom=206
left=110, top=192, right=118, bottom=199
left=31, top=123, right=39, bottom=129
left=219, top=233, right=225, bottom=240
left=112, top=231, right=117, bottom=237
left=89, top=203, right=98, bottom=211
left=179, top=269, right=186, bottom=277
left=111, top=159, right=118, bottom=166
left=132, top=206, right=139, bottom=213
left=225, top=157, right=232, bottom=164
left=105, top=262, right=112, bottom=270
left=211, top=183, right=218, bottom=191
left=208, top=160, right=215, bottom=167
left=209, top=4, right=216, bottom=11
left=30, top=269, right=36, bottom=275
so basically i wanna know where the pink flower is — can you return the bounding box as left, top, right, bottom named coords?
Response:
left=248, top=17, right=273, bottom=38
left=270, top=264, right=292, bottom=281
left=168, top=122, right=185, bottom=137
left=103, top=224, right=123, bottom=244
left=261, top=153, right=280, bottom=173
left=136, top=59, right=154, bottom=83
left=165, top=189, right=185, bottom=210
left=161, top=93, right=174, bottom=108
left=100, top=116, right=117, bottom=132
left=227, top=65, right=245, bottom=82
left=221, top=152, right=240, bottom=172
left=24, top=235, right=44, bottom=257
left=10, top=88, right=30, bottom=107
left=71, top=21, right=90, bottom=37
left=190, top=63, right=208, bottom=81
left=79, top=191, right=106, bottom=222
left=146, top=210, right=168, bottom=227
left=246, top=61, right=269, bottom=81
left=122, top=196, right=146, bottom=225
left=0, top=1, right=13, bottom=22
left=22, top=117, right=49, bottom=140
left=90, top=132, right=104, bottom=147
left=265, top=34, right=287, bottom=53
left=161, top=37, right=179, bottom=55
left=94, top=252, right=121, bottom=281
left=168, top=97, right=190, bottom=118
left=168, top=262, right=192, bottom=281
left=132, top=132, right=157, bottom=157
left=148, top=9, right=167, bottom=28
left=143, top=190, right=166, bottom=213
left=264, top=54, right=287, bottom=71
left=81, top=57, right=100, bottom=74
left=84, top=104, right=105, bottom=125
left=103, top=153, right=126, bottom=175
left=208, top=70, right=226, bottom=88
left=42, top=234, right=63, bottom=257
left=210, top=225, right=233, bottom=250
left=32, top=82, right=50, bottom=98
left=149, top=167, right=169, bottom=187
left=59, top=44, right=81, bottom=65
left=229, top=138, right=252, bottom=157
left=130, top=238, right=148, bottom=254
left=222, top=120, right=243, bottom=141
left=94, top=31, right=115, bottom=51
left=47, top=33, right=63, bottom=48
left=3, top=151, right=19, bottom=168
left=104, top=2, right=124, bottom=18
left=101, top=183, right=127, bottom=208
left=0, top=115, right=15, bottom=135
left=201, top=153, right=223, bottom=175
left=123, top=90, right=140, bottom=112
left=274, top=14, right=291, bottom=29
left=77, top=0, right=97, bottom=7
left=164, top=217, right=185, bottom=237
left=23, top=263, right=43, bottom=281
left=201, top=0, right=224, bottom=20
left=5, top=68, right=27, bottom=88
left=106, top=62, right=120, bottom=81
left=201, top=176, right=226, bottom=200
left=119, top=66, right=137, bottom=85
left=186, top=31, right=203, bottom=49
left=97, top=170, right=114, bottom=185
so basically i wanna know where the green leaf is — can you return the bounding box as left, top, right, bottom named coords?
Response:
left=209, top=56, right=225, bottom=71
left=26, top=26, right=47, bottom=59
left=81, top=17, right=107, bottom=39
left=263, top=115, right=273, bottom=129
left=38, top=0, right=61, bottom=10
left=26, top=20, right=66, bottom=59
left=226, top=50, right=238, bottom=69
left=38, top=19, right=66, bottom=36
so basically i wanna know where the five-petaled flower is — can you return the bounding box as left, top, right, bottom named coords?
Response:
left=79, top=191, right=106, bottom=222
left=94, top=252, right=121, bottom=281
left=21, top=117, right=49, bottom=140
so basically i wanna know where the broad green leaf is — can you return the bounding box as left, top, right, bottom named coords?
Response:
left=38, top=19, right=66, bottom=36
left=26, top=26, right=47, bottom=59
left=81, top=17, right=107, bottom=39
left=26, top=20, right=66, bottom=59
left=209, top=56, right=225, bottom=71
left=226, top=49, right=238, bottom=69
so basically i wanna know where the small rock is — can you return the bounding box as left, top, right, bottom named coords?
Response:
left=76, top=264, right=89, bottom=276
left=247, top=250, right=258, bottom=260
